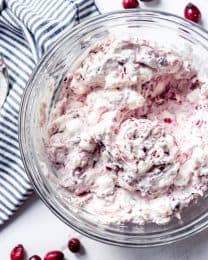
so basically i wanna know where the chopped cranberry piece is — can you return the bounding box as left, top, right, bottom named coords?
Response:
left=44, top=251, right=64, bottom=260
left=159, top=165, right=165, bottom=171
left=164, top=118, right=172, bottom=124
left=92, top=160, right=97, bottom=168
left=122, top=0, right=139, bottom=9
left=68, top=238, right=80, bottom=253
left=184, top=3, right=201, bottom=23
left=115, top=165, right=124, bottom=172
left=118, top=61, right=124, bottom=66
left=143, top=147, right=147, bottom=153
left=152, top=150, right=157, bottom=157
left=196, top=120, right=201, bottom=126
left=10, top=244, right=25, bottom=260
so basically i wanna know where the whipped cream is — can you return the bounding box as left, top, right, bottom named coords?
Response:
left=44, top=38, right=208, bottom=225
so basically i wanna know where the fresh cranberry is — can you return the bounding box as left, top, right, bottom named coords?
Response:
left=184, top=3, right=201, bottom=23
left=44, top=251, right=64, bottom=260
left=164, top=118, right=172, bottom=124
left=29, top=256, right=41, bottom=260
left=122, top=0, right=139, bottom=9
left=68, top=238, right=80, bottom=253
left=10, top=244, right=25, bottom=260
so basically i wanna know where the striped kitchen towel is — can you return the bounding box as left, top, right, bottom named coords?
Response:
left=0, top=0, right=99, bottom=224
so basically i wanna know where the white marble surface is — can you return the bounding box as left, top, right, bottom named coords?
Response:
left=1, top=0, right=208, bottom=259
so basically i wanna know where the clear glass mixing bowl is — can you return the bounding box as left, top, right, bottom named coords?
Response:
left=19, top=10, right=208, bottom=247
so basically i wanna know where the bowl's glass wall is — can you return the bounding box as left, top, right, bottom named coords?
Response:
left=20, top=10, right=208, bottom=247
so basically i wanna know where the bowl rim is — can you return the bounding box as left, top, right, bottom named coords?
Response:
left=19, top=9, right=208, bottom=247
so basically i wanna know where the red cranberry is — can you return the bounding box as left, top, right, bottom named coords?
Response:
left=10, top=244, right=25, bottom=260
left=122, top=0, right=139, bottom=9
left=164, top=118, right=172, bottom=124
left=44, top=251, right=64, bottom=260
left=184, top=3, right=201, bottom=23
left=29, top=256, right=41, bottom=260
left=68, top=238, right=80, bottom=253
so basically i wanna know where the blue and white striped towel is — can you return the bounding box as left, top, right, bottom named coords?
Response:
left=0, top=0, right=99, bottom=225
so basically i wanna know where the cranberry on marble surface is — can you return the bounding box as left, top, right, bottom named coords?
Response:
left=122, top=0, right=139, bottom=9
left=184, top=3, right=201, bottom=23
left=29, top=255, right=41, bottom=260
left=10, top=244, right=25, bottom=260
left=68, top=238, right=80, bottom=253
left=44, top=251, right=64, bottom=260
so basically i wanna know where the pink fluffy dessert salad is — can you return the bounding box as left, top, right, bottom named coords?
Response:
left=44, top=38, right=208, bottom=225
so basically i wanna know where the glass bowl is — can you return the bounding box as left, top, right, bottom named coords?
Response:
left=19, top=10, right=208, bottom=247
